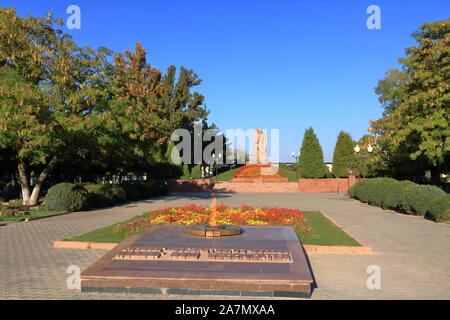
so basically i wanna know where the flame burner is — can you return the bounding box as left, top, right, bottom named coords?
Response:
left=187, top=224, right=242, bottom=237
left=186, top=193, right=242, bottom=237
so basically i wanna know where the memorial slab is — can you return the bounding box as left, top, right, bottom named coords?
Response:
left=81, top=225, right=314, bottom=298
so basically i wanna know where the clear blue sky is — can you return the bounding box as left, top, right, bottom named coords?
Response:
left=4, top=0, right=450, bottom=162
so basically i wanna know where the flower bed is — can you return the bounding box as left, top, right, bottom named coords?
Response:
left=233, top=164, right=283, bottom=178
left=112, top=204, right=311, bottom=237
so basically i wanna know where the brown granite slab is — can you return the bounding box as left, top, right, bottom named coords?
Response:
left=81, top=225, right=314, bottom=297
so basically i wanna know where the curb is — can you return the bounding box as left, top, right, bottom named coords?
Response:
left=53, top=240, right=117, bottom=250
left=0, top=211, right=70, bottom=226
left=303, top=244, right=373, bottom=255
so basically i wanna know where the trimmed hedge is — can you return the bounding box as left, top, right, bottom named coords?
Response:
left=400, top=184, right=445, bottom=216
left=46, top=181, right=168, bottom=210
left=85, top=184, right=117, bottom=208
left=45, top=183, right=90, bottom=212
left=348, top=178, right=447, bottom=219
left=428, top=194, right=450, bottom=222
left=122, top=180, right=168, bottom=201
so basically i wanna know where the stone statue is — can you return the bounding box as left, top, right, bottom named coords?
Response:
left=253, top=128, right=268, bottom=164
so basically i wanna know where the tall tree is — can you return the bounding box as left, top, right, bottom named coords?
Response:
left=0, top=8, right=112, bottom=204
left=332, top=131, right=356, bottom=177
left=297, top=127, right=327, bottom=178
left=370, top=18, right=450, bottom=181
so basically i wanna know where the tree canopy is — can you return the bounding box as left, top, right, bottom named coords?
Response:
left=370, top=17, right=450, bottom=181
left=0, top=8, right=209, bottom=204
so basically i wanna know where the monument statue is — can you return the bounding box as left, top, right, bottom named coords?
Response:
left=253, top=128, right=268, bottom=164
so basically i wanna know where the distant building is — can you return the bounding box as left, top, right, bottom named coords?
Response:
left=325, top=162, right=333, bottom=172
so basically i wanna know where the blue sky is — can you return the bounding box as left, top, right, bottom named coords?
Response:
left=4, top=0, right=450, bottom=162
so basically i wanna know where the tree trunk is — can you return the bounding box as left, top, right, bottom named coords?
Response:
left=18, top=160, right=31, bottom=205
left=28, top=156, right=59, bottom=206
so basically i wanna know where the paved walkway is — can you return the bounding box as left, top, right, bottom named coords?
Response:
left=1, top=193, right=449, bottom=300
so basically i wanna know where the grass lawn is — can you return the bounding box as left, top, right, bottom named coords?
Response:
left=278, top=167, right=297, bottom=182
left=0, top=208, right=65, bottom=221
left=300, top=212, right=360, bottom=246
left=211, top=167, right=240, bottom=181
left=66, top=210, right=361, bottom=246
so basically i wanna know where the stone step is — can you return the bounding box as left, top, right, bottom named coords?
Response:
left=213, top=182, right=299, bottom=193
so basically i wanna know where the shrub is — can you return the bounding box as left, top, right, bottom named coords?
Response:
left=135, top=182, right=153, bottom=199
left=109, top=184, right=127, bottom=203
left=181, top=164, right=191, bottom=179
left=350, top=178, right=447, bottom=218
left=366, top=178, right=398, bottom=207
left=147, top=163, right=183, bottom=179
left=297, top=127, right=328, bottom=178
left=381, top=180, right=414, bottom=210
left=428, top=194, right=450, bottom=222
left=85, top=184, right=117, bottom=207
left=332, top=131, right=356, bottom=178
left=134, top=180, right=169, bottom=199
left=402, top=184, right=445, bottom=216
left=45, top=183, right=90, bottom=212
left=148, top=180, right=168, bottom=196
left=191, top=165, right=202, bottom=179
left=122, top=183, right=140, bottom=201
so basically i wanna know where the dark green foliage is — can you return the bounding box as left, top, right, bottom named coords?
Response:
left=122, top=183, right=141, bottom=201
left=349, top=178, right=447, bottom=217
left=85, top=184, right=117, bottom=207
left=428, top=194, right=450, bottom=222
left=191, top=165, right=202, bottom=179
left=121, top=181, right=168, bottom=201
left=381, top=180, right=414, bottom=210
left=297, top=128, right=328, bottom=179
left=45, top=183, right=90, bottom=212
left=181, top=164, right=191, bottom=179
left=401, top=184, right=445, bottom=216
left=109, top=184, right=127, bottom=203
left=332, top=132, right=356, bottom=178
left=147, top=163, right=183, bottom=179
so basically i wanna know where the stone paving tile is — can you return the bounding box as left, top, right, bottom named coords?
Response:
left=1, top=192, right=449, bottom=300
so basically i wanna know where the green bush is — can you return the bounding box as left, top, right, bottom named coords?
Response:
left=122, top=183, right=141, bottom=201
left=349, top=178, right=447, bottom=218
left=366, top=178, right=398, bottom=207
left=134, top=180, right=169, bottom=199
left=332, top=131, right=356, bottom=178
left=148, top=180, right=169, bottom=196
left=428, top=194, right=450, bottom=222
left=45, top=183, right=90, bottom=212
left=402, top=184, right=445, bottom=216
left=147, top=163, right=183, bottom=179
left=297, top=127, right=328, bottom=178
left=109, top=184, right=127, bottom=203
left=191, top=165, right=202, bottom=179
left=85, top=184, right=117, bottom=207
left=381, top=180, right=414, bottom=210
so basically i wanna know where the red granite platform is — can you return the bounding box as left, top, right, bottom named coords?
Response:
left=81, top=225, right=314, bottom=298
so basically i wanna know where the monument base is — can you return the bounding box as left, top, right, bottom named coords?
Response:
left=81, top=225, right=314, bottom=298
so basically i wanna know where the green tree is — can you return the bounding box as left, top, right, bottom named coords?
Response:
left=371, top=18, right=450, bottom=182
left=332, top=131, right=356, bottom=177
left=297, top=128, right=327, bottom=178
left=0, top=8, right=112, bottom=205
